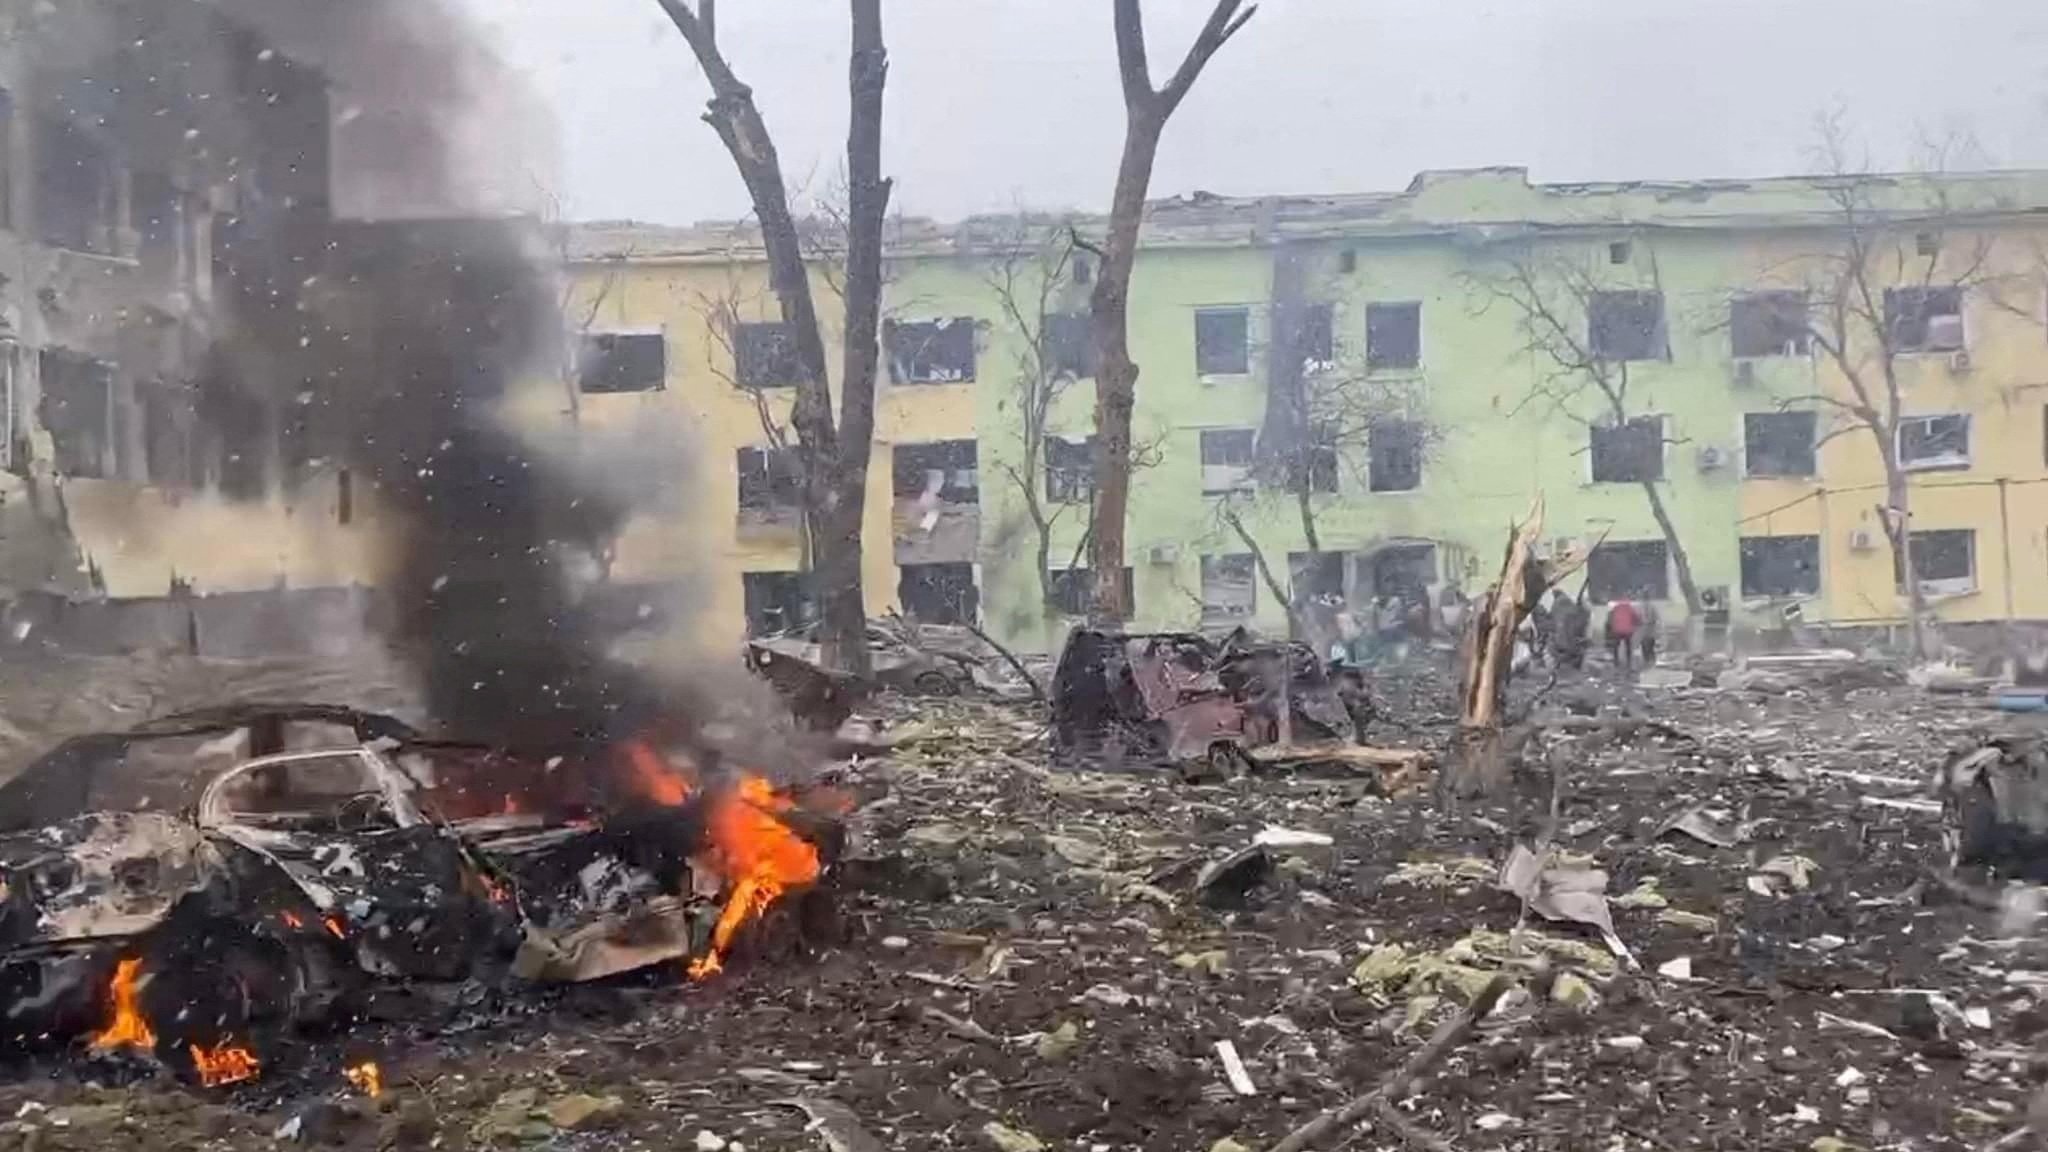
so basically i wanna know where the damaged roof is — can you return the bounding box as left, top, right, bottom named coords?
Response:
left=567, top=165, right=2048, bottom=263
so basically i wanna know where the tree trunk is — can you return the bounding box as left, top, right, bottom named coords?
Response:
left=1087, top=107, right=1163, bottom=624
left=1637, top=479, right=1702, bottom=616
left=1883, top=467, right=1930, bottom=658
left=1224, top=509, right=1301, bottom=637
left=1447, top=502, right=1547, bottom=800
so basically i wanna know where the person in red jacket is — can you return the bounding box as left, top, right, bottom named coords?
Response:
left=1604, top=598, right=1640, bottom=673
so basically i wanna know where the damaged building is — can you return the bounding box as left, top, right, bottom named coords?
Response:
left=567, top=165, right=2048, bottom=656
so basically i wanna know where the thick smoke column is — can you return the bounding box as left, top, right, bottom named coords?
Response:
left=32, top=0, right=667, bottom=747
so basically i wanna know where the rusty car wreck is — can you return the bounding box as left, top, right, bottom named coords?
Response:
left=0, top=705, right=836, bottom=1083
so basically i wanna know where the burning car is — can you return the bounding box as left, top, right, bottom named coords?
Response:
left=0, top=705, right=838, bottom=1085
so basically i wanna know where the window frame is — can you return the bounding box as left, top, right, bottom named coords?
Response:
left=1194, top=306, right=1251, bottom=377
left=578, top=330, right=668, bottom=394
left=1198, top=427, right=1257, bottom=495
left=1738, top=535, right=1821, bottom=599
left=1884, top=285, right=1966, bottom=354
left=1896, top=412, right=1971, bottom=473
left=1199, top=553, right=1258, bottom=622
left=892, top=439, right=980, bottom=504
left=1044, top=435, right=1095, bottom=505
left=734, top=320, right=801, bottom=389
left=884, top=317, right=978, bottom=385
left=1729, top=290, right=1813, bottom=359
left=1587, top=290, right=1670, bottom=363
left=1742, top=410, right=1817, bottom=478
left=1364, top=301, right=1423, bottom=373
left=735, top=445, right=804, bottom=511
left=1367, top=418, right=1424, bottom=493
left=1584, top=539, right=1671, bottom=604
left=1589, top=415, right=1666, bottom=484
left=1897, top=528, right=1976, bottom=597
left=1049, top=566, right=1134, bottom=619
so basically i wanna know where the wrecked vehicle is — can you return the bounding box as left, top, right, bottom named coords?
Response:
left=1935, top=733, right=2048, bottom=879
left=0, top=705, right=838, bottom=1083
left=749, top=619, right=978, bottom=696
left=1051, top=628, right=1376, bottom=772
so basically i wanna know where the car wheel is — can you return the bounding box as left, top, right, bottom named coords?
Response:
left=912, top=670, right=959, bottom=696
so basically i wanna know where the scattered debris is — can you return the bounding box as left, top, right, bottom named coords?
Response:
left=1214, top=1039, right=1257, bottom=1096
left=777, top=1097, right=887, bottom=1152
left=1653, top=802, right=1744, bottom=849
left=981, top=1121, right=1046, bottom=1152
left=1497, top=844, right=1637, bottom=968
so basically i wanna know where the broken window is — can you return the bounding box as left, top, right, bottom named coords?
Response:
left=131, top=171, right=181, bottom=258
left=36, top=115, right=118, bottom=255
left=899, top=562, right=978, bottom=625
left=1365, top=302, right=1422, bottom=372
left=1199, top=428, right=1256, bottom=494
left=736, top=446, right=802, bottom=510
left=1369, top=544, right=1437, bottom=603
left=893, top=439, right=978, bottom=504
left=1608, top=240, right=1632, bottom=265
left=38, top=349, right=113, bottom=479
left=1043, top=313, right=1096, bottom=379
left=1730, top=291, right=1811, bottom=358
left=1050, top=567, right=1133, bottom=619
left=1897, top=528, right=1975, bottom=594
left=1200, top=553, right=1257, bottom=621
left=1885, top=286, right=1965, bottom=352
left=1589, top=416, right=1664, bottom=483
left=1368, top=419, right=1423, bottom=492
left=742, top=570, right=812, bottom=636
left=886, top=317, right=977, bottom=384
left=1739, top=535, right=1820, bottom=598
left=1588, top=290, right=1668, bottom=362
left=735, top=321, right=800, bottom=388
left=1297, top=303, right=1335, bottom=371
left=1585, top=540, right=1669, bottom=603
left=1195, top=307, right=1250, bottom=375
left=1045, top=435, right=1094, bottom=504
left=1743, top=411, right=1816, bottom=477
left=1289, top=551, right=1346, bottom=603
left=1898, top=413, right=1970, bottom=471
left=214, top=752, right=397, bottom=832
left=579, top=332, right=666, bottom=393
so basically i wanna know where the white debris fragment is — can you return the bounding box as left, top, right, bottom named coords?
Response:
left=1834, top=1066, right=1864, bottom=1088
left=1214, top=1040, right=1256, bottom=1096
left=1253, top=826, right=1334, bottom=849
left=881, top=936, right=910, bottom=950
left=1475, top=1112, right=1516, bottom=1131
left=1606, top=1035, right=1645, bottom=1051
left=1967, top=1006, right=1993, bottom=1030
left=1656, top=956, right=1693, bottom=981
left=694, top=1130, right=728, bottom=1152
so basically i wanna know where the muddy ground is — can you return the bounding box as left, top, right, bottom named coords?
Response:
left=4, top=653, right=2048, bottom=1151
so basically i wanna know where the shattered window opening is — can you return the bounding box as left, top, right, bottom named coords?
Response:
left=1896, top=528, right=1975, bottom=594
left=1199, top=428, right=1256, bottom=494
left=1589, top=415, right=1664, bottom=483
left=1050, top=566, right=1133, bottom=618
left=35, top=114, right=119, bottom=255
left=736, top=445, right=803, bottom=510
left=898, top=562, right=978, bottom=625
left=1739, top=535, right=1820, bottom=598
left=1587, top=290, right=1668, bottom=362
left=1368, top=419, right=1423, bottom=492
left=892, top=439, right=979, bottom=504
left=1730, top=290, right=1812, bottom=358
left=1194, top=307, right=1250, bottom=376
left=1289, top=551, right=1346, bottom=604
left=1043, top=312, right=1096, bottom=379
left=1365, top=301, right=1422, bottom=372
left=735, top=321, right=801, bottom=388
left=213, top=752, right=398, bottom=833
left=1743, top=411, right=1817, bottom=478
left=38, top=349, right=114, bottom=479
left=1585, top=539, right=1669, bottom=603
left=1286, top=423, right=1340, bottom=495
left=579, top=332, right=666, bottom=393
left=1045, top=435, right=1094, bottom=504
left=885, top=317, right=977, bottom=384
left=1898, top=413, right=1970, bottom=471
left=742, top=570, right=813, bottom=636
left=1885, top=286, right=1965, bottom=352
left=1200, top=553, right=1257, bottom=621
left=1297, top=302, right=1335, bottom=371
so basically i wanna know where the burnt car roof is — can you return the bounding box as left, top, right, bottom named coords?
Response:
left=0, top=703, right=419, bottom=834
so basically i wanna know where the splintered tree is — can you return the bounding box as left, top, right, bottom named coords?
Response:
left=1087, top=0, right=1256, bottom=622
left=655, top=0, right=890, bottom=675
left=1768, top=129, right=2008, bottom=658
left=1480, top=245, right=1704, bottom=618
left=982, top=220, right=1092, bottom=620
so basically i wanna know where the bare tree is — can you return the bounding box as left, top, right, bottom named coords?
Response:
left=1087, top=0, right=1256, bottom=622
left=1766, top=127, right=2008, bottom=658
left=655, top=0, right=890, bottom=675
left=1475, top=244, right=1705, bottom=619
left=982, top=219, right=1088, bottom=618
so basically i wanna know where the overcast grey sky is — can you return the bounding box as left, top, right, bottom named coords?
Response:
left=459, top=0, right=2048, bottom=226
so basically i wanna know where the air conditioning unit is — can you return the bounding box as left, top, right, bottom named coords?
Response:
left=1732, top=359, right=1757, bottom=387
left=1848, top=527, right=1877, bottom=552
left=1699, top=585, right=1728, bottom=612
left=1949, top=349, right=1973, bottom=373
left=1696, top=445, right=1728, bottom=471
left=1147, top=543, right=1181, bottom=566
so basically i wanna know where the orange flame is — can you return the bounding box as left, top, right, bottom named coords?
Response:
left=621, top=740, right=694, bottom=807
left=323, top=915, right=346, bottom=939
left=685, top=775, right=820, bottom=980
left=344, top=1060, right=384, bottom=1098
left=279, top=910, right=305, bottom=930
left=189, top=1038, right=261, bottom=1087
left=91, top=957, right=156, bottom=1052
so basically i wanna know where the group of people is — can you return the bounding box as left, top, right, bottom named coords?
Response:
left=1524, top=590, right=1660, bottom=674
left=1323, top=585, right=1468, bottom=667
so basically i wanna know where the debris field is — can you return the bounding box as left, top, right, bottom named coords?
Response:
left=3, top=655, right=2047, bottom=1152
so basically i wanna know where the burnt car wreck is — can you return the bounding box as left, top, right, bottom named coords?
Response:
left=0, top=705, right=840, bottom=1086
left=1051, top=629, right=1385, bottom=775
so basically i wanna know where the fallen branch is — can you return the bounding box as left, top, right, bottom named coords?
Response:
left=962, top=619, right=1045, bottom=702
left=922, top=1005, right=1002, bottom=1045
left=1266, top=973, right=1514, bottom=1152
left=775, top=1097, right=886, bottom=1152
